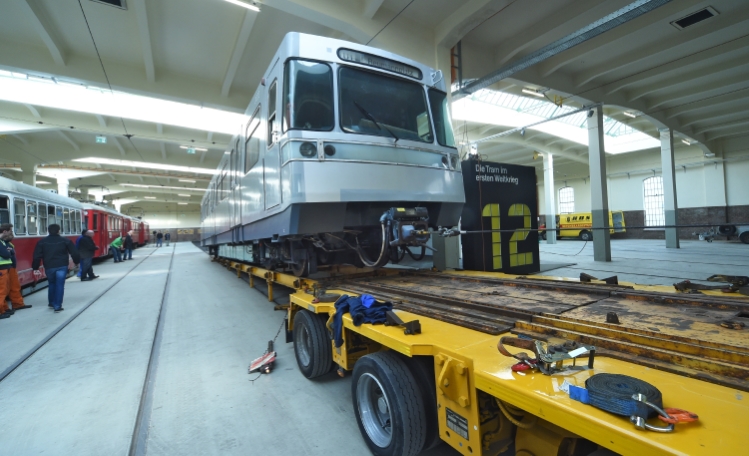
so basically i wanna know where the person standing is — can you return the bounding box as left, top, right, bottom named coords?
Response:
left=156, top=231, right=163, bottom=247
left=75, top=229, right=86, bottom=278
left=32, top=224, right=80, bottom=313
left=4, top=227, right=32, bottom=312
left=164, top=232, right=171, bottom=247
left=110, top=235, right=123, bottom=263
left=122, top=230, right=134, bottom=260
left=78, top=230, right=99, bottom=281
left=0, top=224, right=17, bottom=319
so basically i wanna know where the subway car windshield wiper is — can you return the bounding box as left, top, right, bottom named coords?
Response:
left=353, top=100, right=399, bottom=144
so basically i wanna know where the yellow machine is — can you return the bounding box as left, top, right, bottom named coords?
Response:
left=558, top=211, right=626, bottom=241
left=220, top=259, right=749, bottom=456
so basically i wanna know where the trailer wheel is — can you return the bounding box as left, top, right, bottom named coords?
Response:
left=405, top=356, right=441, bottom=451
left=293, top=310, right=333, bottom=379
left=579, top=230, right=593, bottom=241
left=740, top=231, right=749, bottom=244
left=352, top=352, right=426, bottom=456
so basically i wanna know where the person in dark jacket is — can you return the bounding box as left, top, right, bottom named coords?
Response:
left=78, top=230, right=100, bottom=281
left=156, top=231, right=163, bottom=247
left=32, top=224, right=80, bottom=313
left=164, top=232, right=171, bottom=246
left=122, top=230, right=134, bottom=260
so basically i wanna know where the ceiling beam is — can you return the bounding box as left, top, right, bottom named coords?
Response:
left=362, top=0, right=384, bottom=19
left=646, top=71, right=749, bottom=111
left=199, top=151, right=206, bottom=164
left=113, top=137, right=127, bottom=156
left=131, top=0, right=156, bottom=82
left=160, top=142, right=167, bottom=161
left=10, top=134, right=29, bottom=146
left=493, top=0, right=601, bottom=65
left=57, top=130, right=80, bottom=151
left=206, top=131, right=213, bottom=142
left=96, top=114, right=107, bottom=127
left=603, top=34, right=749, bottom=95
left=221, top=10, right=258, bottom=97
left=19, top=0, right=65, bottom=66
left=574, top=9, right=749, bottom=87
left=24, top=104, right=41, bottom=119
left=453, top=0, right=674, bottom=99
left=538, top=0, right=700, bottom=78
left=680, top=106, right=749, bottom=128
left=435, top=0, right=513, bottom=48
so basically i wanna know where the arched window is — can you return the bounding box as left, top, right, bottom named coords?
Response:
left=558, top=186, right=574, bottom=213
left=643, top=176, right=664, bottom=227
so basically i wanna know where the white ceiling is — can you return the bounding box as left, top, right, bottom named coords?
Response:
left=0, top=0, right=746, bottom=210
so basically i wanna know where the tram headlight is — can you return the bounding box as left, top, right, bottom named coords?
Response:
left=442, top=155, right=449, bottom=168
left=324, top=144, right=336, bottom=156
left=299, top=142, right=317, bottom=157
left=450, top=155, right=459, bottom=169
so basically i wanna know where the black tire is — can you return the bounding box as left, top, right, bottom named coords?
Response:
left=740, top=232, right=749, bottom=245
left=352, top=352, right=427, bottom=456
left=580, top=230, right=593, bottom=241
left=718, top=225, right=737, bottom=236
left=293, top=310, right=333, bottom=379
left=404, top=356, right=441, bottom=451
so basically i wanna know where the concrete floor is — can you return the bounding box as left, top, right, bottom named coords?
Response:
left=0, top=242, right=457, bottom=456
left=0, top=239, right=744, bottom=455
left=536, top=238, right=749, bottom=286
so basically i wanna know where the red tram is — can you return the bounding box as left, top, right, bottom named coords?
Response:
left=0, top=177, right=83, bottom=287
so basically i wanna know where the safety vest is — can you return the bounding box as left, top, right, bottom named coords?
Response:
left=0, top=240, right=13, bottom=267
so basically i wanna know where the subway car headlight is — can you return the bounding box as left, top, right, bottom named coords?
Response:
left=324, top=144, right=336, bottom=156
left=300, top=142, right=317, bottom=157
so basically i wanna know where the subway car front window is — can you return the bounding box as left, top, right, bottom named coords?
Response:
left=428, top=89, right=456, bottom=148
left=339, top=67, right=432, bottom=143
left=283, top=60, right=334, bottom=132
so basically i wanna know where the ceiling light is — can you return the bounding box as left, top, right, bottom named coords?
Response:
left=35, top=180, right=51, bottom=184
left=178, top=179, right=196, bottom=183
left=144, top=196, right=156, bottom=199
left=223, top=0, right=260, bottom=11
left=178, top=202, right=189, bottom=205
left=0, top=74, right=245, bottom=135
left=73, top=157, right=217, bottom=175
left=623, top=111, right=637, bottom=118
left=178, top=194, right=190, bottom=197
left=522, top=88, right=545, bottom=98
left=682, top=139, right=692, bottom=146
left=179, top=145, right=207, bottom=152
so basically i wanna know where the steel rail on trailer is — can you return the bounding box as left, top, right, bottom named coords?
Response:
left=218, top=258, right=749, bottom=456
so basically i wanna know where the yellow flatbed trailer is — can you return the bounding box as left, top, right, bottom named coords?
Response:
left=221, top=260, right=749, bottom=456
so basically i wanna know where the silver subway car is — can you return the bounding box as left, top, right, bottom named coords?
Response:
left=201, top=32, right=465, bottom=275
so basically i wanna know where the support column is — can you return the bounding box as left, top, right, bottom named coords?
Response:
left=587, top=107, right=611, bottom=261
left=57, top=178, right=69, bottom=197
left=21, top=163, right=37, bottom=186
left=80, top=188, right=89, bottom=201
left=660, top=129, right=680, bottom=248
left=543, top=152, right=557, bottom=244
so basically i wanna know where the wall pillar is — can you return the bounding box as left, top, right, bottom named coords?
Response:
left=57, top=177, right=69, bottom=197
left=587, top=107, right=611, bottom=261
left=543, top=152, right=557, bottom=244
left=80, top=188, right=89, bottom=201
left=660, top=129, right=680, bottom=248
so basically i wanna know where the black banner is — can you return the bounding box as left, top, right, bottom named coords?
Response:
left=460, top=159, right=540, bottom=274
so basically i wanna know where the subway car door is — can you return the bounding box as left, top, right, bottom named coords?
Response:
left=264, top=70, right=281, bottom=210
